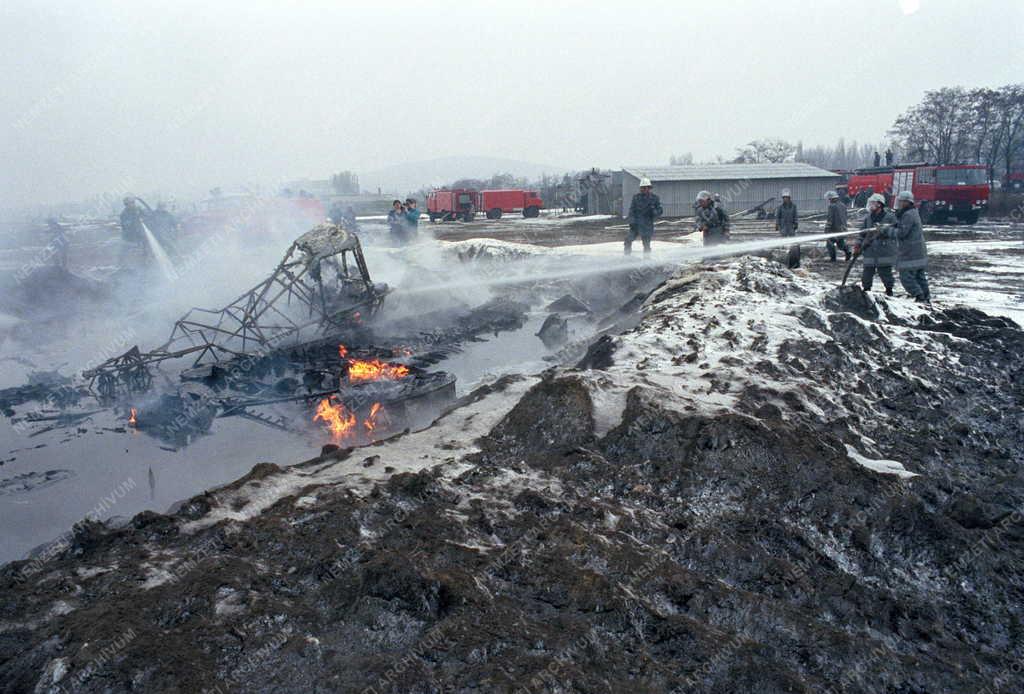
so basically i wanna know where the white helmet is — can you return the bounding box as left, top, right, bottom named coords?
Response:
left=638, top=177, right=652, bottom=188
left=696, top=190, right=712, bottom=202
left=825, top=190, right=839, bottom=200
left=867, top=193, right=886, bottom=207
left=781, top=189, right=791, bottom=197
left=896, top=190, right=915, bottom=204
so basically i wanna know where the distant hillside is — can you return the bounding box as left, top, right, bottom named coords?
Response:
left=358, top=156, right=566, bottom=196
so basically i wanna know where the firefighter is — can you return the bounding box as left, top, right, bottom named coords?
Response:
left=119, top=197, right=144, bottom=244
left=625, top=177, right=662, bottom=256
left=695, top=190, right=729, bottom=246
left=775, top=189, right=800, bottom=268
left=712, top=192, right=723, bottom=210
left=892, top=190, right=930, bottom=303
left=856, top=192, right=897, bottom=296
left=823, top=191, right=850, bottom=262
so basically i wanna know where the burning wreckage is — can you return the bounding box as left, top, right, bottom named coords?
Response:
left=18, top=223, right=456, bottom=445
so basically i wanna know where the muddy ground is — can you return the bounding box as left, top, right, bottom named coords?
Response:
left=1, top=215, right=1023, bottom=693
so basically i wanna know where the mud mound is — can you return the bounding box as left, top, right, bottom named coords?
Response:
left=1, top=256, right=1022, bottom=693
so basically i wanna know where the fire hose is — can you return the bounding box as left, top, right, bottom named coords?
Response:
left=840, top=224, right=887, bottom=287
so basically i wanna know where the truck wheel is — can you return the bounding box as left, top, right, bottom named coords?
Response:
left=963, top=210, right=980, bottom=225
left=486, top=208, right=502, bottom=220
left=523, top=206, right=540, bottom=218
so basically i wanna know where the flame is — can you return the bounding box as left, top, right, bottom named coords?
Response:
left=314, top=397, right=356, bottom=439
left=364, top=402, right=384, bottom=432
left=128, top=407, right=138, bottom=426
left=337, top=343, right=410, bottom=383
left=313, top=398, right=388, bottom=441
left=347, top=358, right=410, bottom=383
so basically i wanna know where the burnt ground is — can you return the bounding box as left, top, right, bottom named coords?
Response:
left=1, top=219, right=1023, bottom=693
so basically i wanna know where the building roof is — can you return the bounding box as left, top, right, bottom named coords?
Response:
left=623, top=163, right=840, bottom=182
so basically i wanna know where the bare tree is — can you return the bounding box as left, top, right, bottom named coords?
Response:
left=734, top=138, right=795, bottom=163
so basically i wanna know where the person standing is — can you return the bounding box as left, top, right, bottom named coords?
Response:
left=119, top=197, right=144, bottom=244
left=625, top=177, right=662, bottom=256
left=404, top=198, right=421, bottom=240
left=823, top=190, right=850, bottom=262
left=387, top=199, right=407, bottom=244
left=892, top=191, right=930, bottom=303
left=775, top=189, right=800, bottom=268
left=856, top=193, right=897, bottom=296
left=695, top=190, right=729, bottom=246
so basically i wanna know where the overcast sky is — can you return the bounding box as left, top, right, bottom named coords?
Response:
left=2, top=0, right=1022, bottom=207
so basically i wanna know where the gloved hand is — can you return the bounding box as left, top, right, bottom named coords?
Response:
left=629, top=223, right=637, bottom=233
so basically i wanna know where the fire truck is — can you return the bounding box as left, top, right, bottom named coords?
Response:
left=426, top=188, right=544, bottom=222
left=475, top=190, right=544, bottom=219
left=426, top=189, right=476, bottom=222
left=845, top=163, right=989, bottom=224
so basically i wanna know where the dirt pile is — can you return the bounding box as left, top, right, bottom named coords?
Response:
left=2, top=257, right=1022, bottom=693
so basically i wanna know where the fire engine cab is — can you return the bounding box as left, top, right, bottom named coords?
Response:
left=845, top=163, right=989, bottom=224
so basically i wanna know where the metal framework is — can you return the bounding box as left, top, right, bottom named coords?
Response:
left=83, top=222, right=387, bottom=396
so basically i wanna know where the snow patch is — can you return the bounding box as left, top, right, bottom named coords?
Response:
left=844, top=444, right=919, bottom=479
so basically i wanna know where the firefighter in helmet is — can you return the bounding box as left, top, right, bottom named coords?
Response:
left=775, top=189, right=800, bottom=268
left=855, top=192, right=897, bottom=295
left=625, top=177, right=662, bottom=256
left=695, top=190, right=729, bottom=246
left=892, top=190, right=930, bottom=303
left=823, top=190, right=850, bottom=262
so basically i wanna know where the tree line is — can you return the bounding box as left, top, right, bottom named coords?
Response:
left=667, top=83, right=1024, bottom=183
left=890, top=84, right=1024, bottom=180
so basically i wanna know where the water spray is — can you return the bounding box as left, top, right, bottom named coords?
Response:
left=140, top=221, right=179, bottom=282
left=398, top=229, right=864, bottom=296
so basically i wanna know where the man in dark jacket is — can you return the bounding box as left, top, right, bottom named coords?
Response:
left=892, top=190, right=929, bottom=303
left=119, top=197, right=144, bottom=244
left=775, top=189, right=800, bottom=268
left=823, top=190, right=850, bottom=262
left=856, top=193, right=897, bottom=295
left=625, top=177, right=662, bottom=256
left=695, top=190, right=729, bottom=246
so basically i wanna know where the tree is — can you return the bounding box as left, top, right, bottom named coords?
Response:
left=734, top=138, right=796, bottom=163
left=890, top=87, right=974, bottom=164
left=669, top=152, right=693, bottom=165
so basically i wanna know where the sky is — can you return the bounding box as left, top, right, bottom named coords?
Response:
left=2, top=0, right=1023, bottom=208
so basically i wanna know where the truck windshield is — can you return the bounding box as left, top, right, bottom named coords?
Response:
left=937, top=168, right=987, bottom=185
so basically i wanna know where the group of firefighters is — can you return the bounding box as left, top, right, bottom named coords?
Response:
left=627, top=177, right=930, bottom=304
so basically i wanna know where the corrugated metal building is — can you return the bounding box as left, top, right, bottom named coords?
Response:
left=621, top=163, right=841, bottom=217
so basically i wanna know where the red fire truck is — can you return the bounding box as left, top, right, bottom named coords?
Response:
left=426, top=189, right=477, bottom=222
left=845, top=163, right=989, bottom=224
left=475, top=190, right=544, bottom=219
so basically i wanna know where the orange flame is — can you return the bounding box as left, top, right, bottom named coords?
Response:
left=128, top=408, right=138, bottom=426
left=347, top=358, right=410, bottom=383
left=364, top=402, right=384, bottom=432
left=337, top=343, right=410, bottom=383
left=313, top=398, right=388, bottom=441
left=314, top=397, right=356, bottom=439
